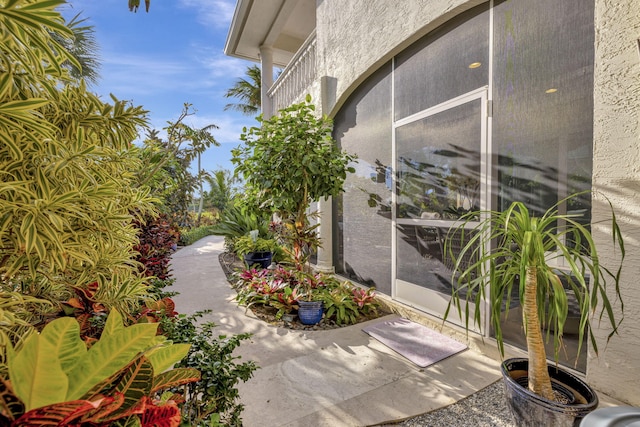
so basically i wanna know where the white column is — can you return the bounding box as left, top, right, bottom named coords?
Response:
left=315, top=197, right=334, bottom=272
left=259, top=45, right=274, bottom=119
left=314, top=76, right=336, bottom=273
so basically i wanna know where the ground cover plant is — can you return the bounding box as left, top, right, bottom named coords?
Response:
left=234, top=265, right=381, bottom=327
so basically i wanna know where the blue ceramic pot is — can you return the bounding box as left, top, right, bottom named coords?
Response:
left=297, top=301, right=323, bottom=325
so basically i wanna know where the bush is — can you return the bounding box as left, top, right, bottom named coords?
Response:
left=179, top=225, right=216, bottom=246
left=209, top=205, right=273, bottom=250
left=160, top=311, right=258, bottom=427
left=134, top=214, right=181, bottom=280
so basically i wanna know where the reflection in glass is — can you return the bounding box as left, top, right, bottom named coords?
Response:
left=333, top=63, right=393, bottom=294
left=396, top=100, right=481, bottom=220
left=492, top=0, right=594, bottom=372
left=397, top=225, right=479, bottom=299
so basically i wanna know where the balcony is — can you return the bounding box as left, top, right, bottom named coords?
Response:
left=267, top=31, right=317, bottom=114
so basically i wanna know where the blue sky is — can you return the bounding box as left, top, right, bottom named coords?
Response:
left=60, top=0, right=258, bottom=181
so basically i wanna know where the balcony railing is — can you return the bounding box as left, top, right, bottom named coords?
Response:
left=268, top=31, right=317, bottom=114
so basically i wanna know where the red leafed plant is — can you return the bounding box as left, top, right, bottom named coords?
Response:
left=135, top=297, right=179, bottom=333
left=61, top=282, right=108, bottom=345
left=133, top=214, right=181, bottom=280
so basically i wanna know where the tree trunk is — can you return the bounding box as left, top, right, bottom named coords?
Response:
left=196, top=153, right=203, bottom=226
left=523, top=265, right=555, bottom=400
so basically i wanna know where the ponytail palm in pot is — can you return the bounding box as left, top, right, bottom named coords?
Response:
left=445, top=193, right=625, bottom=426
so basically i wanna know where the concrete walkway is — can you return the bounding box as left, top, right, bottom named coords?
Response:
left=170, top=235, right=501, bottom=427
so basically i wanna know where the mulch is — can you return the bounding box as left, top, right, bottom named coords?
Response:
left=218, top=252, right=389, bottom=331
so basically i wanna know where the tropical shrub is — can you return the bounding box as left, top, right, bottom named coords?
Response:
left=179, top=225, right=216, bottom=246
left=320, top=285, right=379, bottom=326
left=0, top=0, right=156, bottom=355
left=233, top=231, right=279, bottom=257
left=234, top=266, right=380, bottom=325
left=160, top=311, right=258, bottom=427
left=133, top=213, right=181, bottom=280
left=209, top=204, right=273, bottom=251
left=232, top=95, right=356, bottom=269
left=135, top=115, right=218, bottom=228
left=2, top=310, right=199, bottom=426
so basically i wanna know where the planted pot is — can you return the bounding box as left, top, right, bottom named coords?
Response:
left=501, top=358, right=598, bottom=427
left=297, top=300, right=323, bottom=325
left=243, top=251, right=273, bottom=269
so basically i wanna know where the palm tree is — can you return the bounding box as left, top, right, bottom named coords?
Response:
left=51, top=12, right=101, bottom=85
left=205, top=169, right=239, bottom=212
left=224, top=65, right=261, bottom=116
left=445, top=194, right=624, bottom=402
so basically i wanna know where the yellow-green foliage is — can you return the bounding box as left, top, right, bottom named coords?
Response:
left=0, top=1, right=157, bottom=350
left=179, top=226, right=216, bottom=246
left=7, top=310, right=194, bottom=414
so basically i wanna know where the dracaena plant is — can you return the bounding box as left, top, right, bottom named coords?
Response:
left=444, top=192, right=624, bottom=401
left=2, top=310, right=199, bottom=426
left=0, top=0, right=157, bottom=347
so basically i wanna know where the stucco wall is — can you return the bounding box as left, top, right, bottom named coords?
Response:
left=588, top=0, right=640, bottom=406
left=316, top=0, right=485, bottom=116
left=311, top=0, right=640, bottom=404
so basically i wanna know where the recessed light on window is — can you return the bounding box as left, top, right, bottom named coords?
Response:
left=545, top=88, right=558, bottom=93
left=468, top=62, right=482, bottom=69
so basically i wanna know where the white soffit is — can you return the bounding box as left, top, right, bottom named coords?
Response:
left=224, top=0, right=315, bottom=67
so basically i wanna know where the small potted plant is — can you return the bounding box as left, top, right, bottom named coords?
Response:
left=444, top=192, right=625, bottom=426
left=234, top=230, right=278, bottom=269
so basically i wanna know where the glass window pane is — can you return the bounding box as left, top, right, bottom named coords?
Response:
left=396, top=100, right=481, bottom=220
left=492, top=0, right=594, bottom=372
left=333, top=63, right=393, bottom=294
left=493, top=0, right=594, bottom=217
left=394, top=4, right=490, bottom=120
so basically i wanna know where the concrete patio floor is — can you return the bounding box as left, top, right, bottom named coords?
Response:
left=169, top=235, right=505, bottom=426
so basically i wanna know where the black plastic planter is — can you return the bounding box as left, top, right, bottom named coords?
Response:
left=243, top=251, right=273, bottom=269
left=501, top=358, right=599, bottom=427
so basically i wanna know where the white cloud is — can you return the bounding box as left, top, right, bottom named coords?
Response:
left=178, top=0, right=236, bottom=29
left=96, top=53, right=189, bottom=96
left=181, top=112, right=258, bottom=145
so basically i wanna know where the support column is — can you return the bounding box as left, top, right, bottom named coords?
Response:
left=315, top=197, right=334, bottom=273
left=259, top=45, right=274, bottom=119
left=314, top=76, right=337, bottom=273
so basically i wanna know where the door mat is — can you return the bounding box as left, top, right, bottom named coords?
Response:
left=362, top=318, right=467, bottom=368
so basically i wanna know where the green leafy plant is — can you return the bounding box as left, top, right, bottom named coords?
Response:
left=3, top=310, right=199, bottom=426
left=160, top=311, right=258, bottom=427
left=445, top=192, right=624, bottom=401
left=179, top=225, right=216, bottom=246
left=234, top=231, right=278, bottom=257
left=270, top=286, right=300, bottom=319
left=232, top=95, right=356, bottom=273
left=209, top=205, right=274, bottom=251
left=234, top=266, right=380, bottom=326
left=0, top=0, right=158, bottom=358
left=319, top=282, right=379, bottom=326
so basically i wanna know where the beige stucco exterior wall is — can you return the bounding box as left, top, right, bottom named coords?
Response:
left=315, top=0, right=486, bottom=115
left=587, top=0, right=640, bottom=406
left=307, top=0, right=640, bottom=405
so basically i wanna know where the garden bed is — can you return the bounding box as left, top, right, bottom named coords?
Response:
left=218, top=252, right=390, bottom=331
